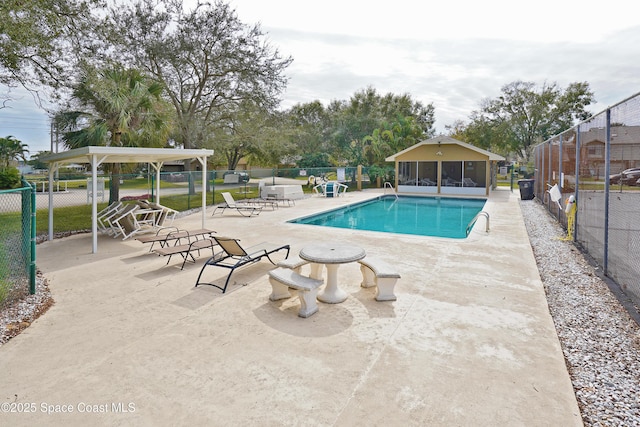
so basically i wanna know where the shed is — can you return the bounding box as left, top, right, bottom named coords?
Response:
left=42, top=146, right=214, bottom=253
left=385, top=136, right=505, bottom=196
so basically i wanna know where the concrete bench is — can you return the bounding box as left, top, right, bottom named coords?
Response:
left=268, top=267, right=324, bottom=318
left=277, top=256, right=325, bottom=281
left=358, top=257, right=401, bottom=301
left=276, top=256, right=309, bottom=274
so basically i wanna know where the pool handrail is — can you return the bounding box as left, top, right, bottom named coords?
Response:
left=383, top=182, right=398, bottom=199
left=466, top=211, right=490, bottom=236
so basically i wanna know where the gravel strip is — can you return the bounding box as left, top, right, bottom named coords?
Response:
left=0, top=271, right=53, bottom=346
left=521, top=199, right=640, bottom=426
left=2, top=202, right=639, bottom=425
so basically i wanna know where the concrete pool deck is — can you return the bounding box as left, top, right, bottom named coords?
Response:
left=0, top=187, right=582, bottom=426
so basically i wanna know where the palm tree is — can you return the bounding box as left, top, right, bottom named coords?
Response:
left=56, top=65, right=171, bottom=203
left=0, top=135, right=29, bottom=169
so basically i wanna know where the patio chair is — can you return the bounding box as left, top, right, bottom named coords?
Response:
left=97, top=201, right=123, bottom=234
left=110, top=204, right=146, bottom=240
left=312, top=183, right=326, bottom=196
left=334, top=182, right=348, bottom=196
left=313, top=181, right=348, bottom=198
left=147, top=201, right=178, bottom=227
left=134, top=200, right=165, bottom=227
left=212, top=192, right=263, bottom=217
left=195, top=236, right=290, bottom=293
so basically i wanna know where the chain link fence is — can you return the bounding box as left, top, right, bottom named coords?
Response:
left=0, top=178, right=36, bottom=310
left=533, top=92, right=640, bottom=307
left=26, top=165, right=377, bottom=236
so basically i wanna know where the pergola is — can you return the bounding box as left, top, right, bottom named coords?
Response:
left=43, top=146, right=214, bottom=253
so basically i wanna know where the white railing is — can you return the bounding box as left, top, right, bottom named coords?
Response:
left=466, top=211, right=490, bottom=236
left=383, top=182, right=398, bottom=199
left=30, top=180, right=69, bottom=193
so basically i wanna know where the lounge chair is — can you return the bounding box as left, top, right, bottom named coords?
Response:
left=153, top=237, right=219, bottom=270
left=195, top=236, right=290, bottom=293
left=136, top=227, right=215, bottom=252
left=212, top=192, right=263, bottom=217
left=263, top=194, right=295, bottom=206
left=462, top=178, right=477, bottom=187
left=242, top=197, right=279, bottom=210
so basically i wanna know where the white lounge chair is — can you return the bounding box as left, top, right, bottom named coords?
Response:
left=212, top=192, right=263, bottom=217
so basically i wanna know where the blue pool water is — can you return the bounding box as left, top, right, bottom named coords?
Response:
left=289, top=196, right=487, bottom=238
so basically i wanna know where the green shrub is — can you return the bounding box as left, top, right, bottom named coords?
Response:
left=0, top=167, right=21, bottom=189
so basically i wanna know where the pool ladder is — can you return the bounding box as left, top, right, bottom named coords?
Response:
left=466, top=211, right=490, bottom=236
left=383, top=182, right=398, bottom=199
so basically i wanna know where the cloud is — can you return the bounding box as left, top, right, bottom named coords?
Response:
left=266, top=21, right=640, bottom=131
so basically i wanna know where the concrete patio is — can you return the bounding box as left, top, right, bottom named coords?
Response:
left=0, top=187, right=582, bottom=426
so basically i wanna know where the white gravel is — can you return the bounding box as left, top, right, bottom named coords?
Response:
left=1, top=201, right=639, bottom=425
left=521, top=199, right=640, bottom=426
left=0, top=271, right=53, bottom=345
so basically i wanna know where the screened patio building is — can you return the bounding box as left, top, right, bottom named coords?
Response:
left=385, top=136, right=505, bottom=196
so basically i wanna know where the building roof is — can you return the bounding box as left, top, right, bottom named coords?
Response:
left=385, top=135, right=505, bottom=161
left=41, top=146, right=213, bottom=165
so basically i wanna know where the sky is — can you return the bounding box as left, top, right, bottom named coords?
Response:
left=2, top=0, right=640, bottom=158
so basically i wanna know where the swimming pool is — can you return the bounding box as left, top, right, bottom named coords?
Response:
left=289, top=196, right=487, bottom=238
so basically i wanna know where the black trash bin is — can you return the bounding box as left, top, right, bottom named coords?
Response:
left=517, top=179, right=535, bottom=200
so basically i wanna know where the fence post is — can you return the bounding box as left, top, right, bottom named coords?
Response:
left=20, top=178, right=36, bottom=295
left=558, top=135, right=564, bottom=221
left=29, top=181, right=36, bottom=294
left=603, top=109, right=611, bottom=275
left=574, top=125, right=581, bottom=241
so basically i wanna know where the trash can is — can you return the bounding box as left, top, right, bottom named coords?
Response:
left=517, top=179, right=535, bottom=200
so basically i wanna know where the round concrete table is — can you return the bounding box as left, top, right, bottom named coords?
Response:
left=299, top=243, right=366, bottom=303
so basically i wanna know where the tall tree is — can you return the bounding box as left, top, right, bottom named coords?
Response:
left=56, top=65, right=171, bottom=202
left=363, top=115, right=424, bottom=167
left=210, top=101, right=291, bottom=170
left=285, top=101, right=332, bottom=155
left=0, top=135, right=28, bottom=168
left=0, top=0, right=99, bottom=103
left=463, top=81, right=594, bottom=160
left=102, top=0, right=292, bottom=187
left=329, top=87, right=435, bottom=165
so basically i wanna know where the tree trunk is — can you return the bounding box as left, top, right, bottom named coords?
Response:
left=109, top=163, right=121, bottom=204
